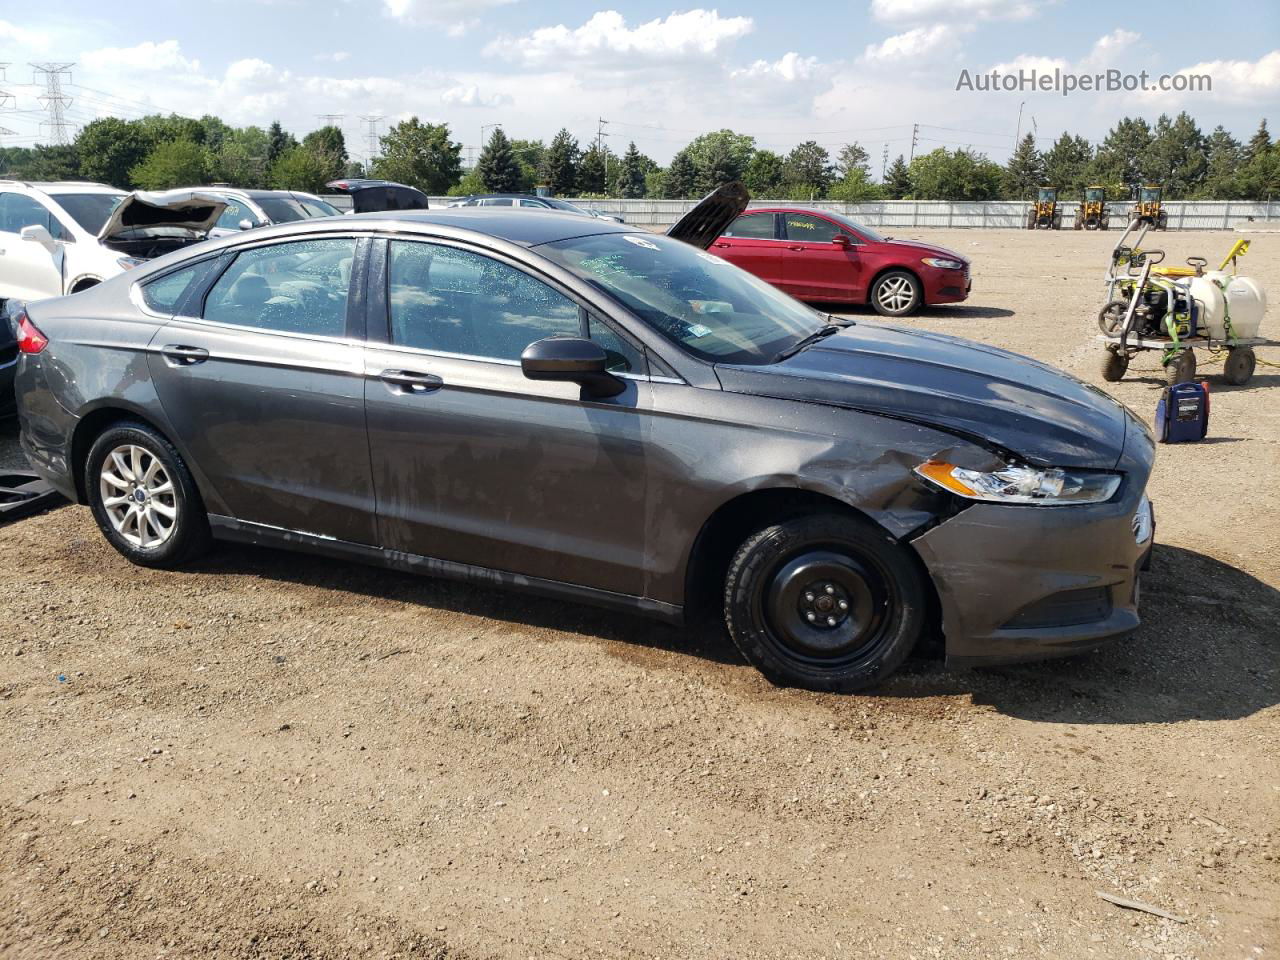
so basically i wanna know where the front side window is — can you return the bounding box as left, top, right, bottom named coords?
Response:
left=216, top=198, right=262, bottom=230
left=388, top=240, right=582, bottom=361
left=782, top=214, right=841, bottom=244
left=202, top=237, right=356, bottom=336
left=539, top=232, right=824, bottom=365
left=724, top=212, right=776, bottom=239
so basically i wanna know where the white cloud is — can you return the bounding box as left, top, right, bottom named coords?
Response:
left=1146, top=49, right=1280, bottom=104
left=382, top=0, right=515, bottom=28
left=315, top=50, right=352, bottom=63
left=440, top=83, right=511, bottom=108
left=731, top=52, right=819, bottom=82
left=861, top=25, right=962, bottom=63
left=81, top=40, right=200, bottom=74
left=870, top=0, right=1046, bottom=22
left=1081, top=28, right=1140, bottom=67
left=0, top=18, right=51, bottom=51
left=485, top=9, right=753, bottom=67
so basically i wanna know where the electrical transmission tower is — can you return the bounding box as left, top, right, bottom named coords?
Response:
left=359, top=115, right=383, bottom=175
left=317, top=113, right=344, bottom=128
left=0, top=63, right=14, bottom=111
left=31, top=62, right=76, bottom=145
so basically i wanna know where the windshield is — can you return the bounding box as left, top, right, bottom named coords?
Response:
left=821, top=211, right=885, bottom=243
left=298, top=197, right=341, bottom=217
left=539, top=232, right=825, bottom=365
left=50, top=192, right=125, bottom=234
left=1141, top=188, right=1160, bottom=201
left=1087, top=189, right=1104, bottom=201
left=544, top=197, right=590, bottom=216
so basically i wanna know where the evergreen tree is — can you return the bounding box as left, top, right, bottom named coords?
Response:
left=782, top=141, right=833, bottom=199
left=1089, top=117, right=1152, bottom=196
left=835, top=143, right=870, bottom=180
left=1042, top=134, right=1093, bottom=196
left=510, top=138, right=545, bottom=191
left=615, top=142, right=647, bottom=198
left=1003, top=133, right=1045, bottom=199
left=883, top=155, right=912, bottom=199
left=1244, top=120, right=1271, bottom=164
left=743, top=149, right=783, bottom=196
left=476, top=127, right=522, bottom=192
left=577, top=144, right=609, bottom=194
left=539, top=129, right=580, bottom=195
left=267, top=121, right=296, bottom=168
left=664, top=149, right=697, bottom=198
left=1142, top=112, right=1206, bottom=198
left=1198, top=126, right=1243, bottom=198
left=302, top=125, right=348, bottom=184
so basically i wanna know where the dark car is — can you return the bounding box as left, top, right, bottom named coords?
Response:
left=207, top=189, right=344, bottom=238
left=12, top=184, right=1154, bottom=692
left=325, top=179, right=430, bottom=214
left=714, top=208, right=970, bottom=316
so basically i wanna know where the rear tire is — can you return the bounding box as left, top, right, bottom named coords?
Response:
left=1101, top=349, right=1128, bottom=382
left=85, top=422, right=210, bottom=568
left=1223, top=346, right=1255, bottom=385
left=870, top=270, right=922, bottom=317
left=1164, top=348, right=1196, bottom=386
left=723, top=514, right=928, bottom=693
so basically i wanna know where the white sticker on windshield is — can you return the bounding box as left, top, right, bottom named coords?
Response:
left=696, top=251, right=727, bottom=265
left=624, top=235, right=660, bottom=250
left=687, top=323, right=713, bottom=338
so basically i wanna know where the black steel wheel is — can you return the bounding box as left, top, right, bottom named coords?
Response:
left=723, top=514, right=928, bottom=692
left=1164, top=348, right=1196, bottom=386
left=1223, top=346, right=1256, bottom=385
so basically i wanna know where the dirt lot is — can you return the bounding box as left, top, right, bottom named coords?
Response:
left=2, top=229, right=1277, bottom=960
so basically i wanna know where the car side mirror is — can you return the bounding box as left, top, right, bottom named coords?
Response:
left=238, top=219, right=255, bottom=231
left=833, top=233, right=852, bottom=247
left=521, top=337, right=625, bottom=399
left=20, top=224, right=58, bottom=252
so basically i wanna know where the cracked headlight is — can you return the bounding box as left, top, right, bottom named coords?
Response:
left=915, top=459, right=1121, bottom=505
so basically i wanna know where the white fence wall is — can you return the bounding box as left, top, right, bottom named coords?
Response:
left=321, top=195, right=1280, bottom=230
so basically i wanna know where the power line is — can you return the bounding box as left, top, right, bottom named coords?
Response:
left=30, top=62, right=76, bottom=145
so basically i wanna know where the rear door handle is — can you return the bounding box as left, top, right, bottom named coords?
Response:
left=714, top=242, right=730, bottom=248
left=788, top=245, right=805, bottom=251
left=161, top=344, right=209, bottom=365
left=379, top=369, right=443, bottom=393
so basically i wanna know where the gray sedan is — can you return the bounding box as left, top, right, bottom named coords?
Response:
left=12, top=186, right=1154, bottom=692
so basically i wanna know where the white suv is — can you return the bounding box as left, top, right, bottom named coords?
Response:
left=0, top=180, right=225, bottom=308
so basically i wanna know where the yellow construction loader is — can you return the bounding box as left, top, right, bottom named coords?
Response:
left=1074, top=185, right=1109, bottom=230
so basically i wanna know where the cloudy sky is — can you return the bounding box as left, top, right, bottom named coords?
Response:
left=1, top=0, right=1276, bottom=169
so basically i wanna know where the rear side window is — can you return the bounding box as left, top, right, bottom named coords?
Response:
left=724, top=213, right=776, bottom=239
left=783, top=214, right=841, bottom=243
left=202, top=237, right=356, bottom=337
left=140, top=257, right=229, bottom=314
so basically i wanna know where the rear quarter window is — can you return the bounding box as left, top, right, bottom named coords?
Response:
left=140, top=257, right=229, bottom=315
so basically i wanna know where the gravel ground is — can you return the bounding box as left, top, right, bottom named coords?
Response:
left=1, top=228, right=1277, bottom=960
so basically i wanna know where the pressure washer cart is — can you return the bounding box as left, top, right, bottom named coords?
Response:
left=1096, top=218, right=1269, bottom=386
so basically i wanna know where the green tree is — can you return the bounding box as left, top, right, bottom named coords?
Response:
left=199, top=115, right=233, bottom=153
left=447, top=168, right=485, bottom=197
left=302, top=125, right=348, bottom=184
left=615, top=141, right=648, bottom=198
left=644, top=168, right=666, bottom=198
left=1196, top=126, right=1243, bottom=199
left=75, top=117, right=149, bottom=188
left=828, top=170, right=882, bottom=202
left=476, top=126, right=522, bottom=192
left=883, top=155, right=912, bottom=199
left=213, top=125, right=270, bottom=188
left=539, top=129, right=580, bottom=195
left=743, top=149, right=783, bottom=196
left=136, top=114, right=205, bottom=149
left=907, top=148, right=1002, bottom=200
left=576, top=144, right=612, bottom=194
left=510, top=138, right=545, bottom=191
left=268, top=145, right=327, bottom=192
left=16, top=144, right=79, bottom=181
left=372, top=117, right=463, bottom=194
left=1142, top=112, right=1206, bottom=198
left=1089, top=117, right=1152, bottom=197
left=1002, top=133, right=1044, bottom=199
left=1244, top=119, right=1271, bottom=164
left=1042, top=134, right=1093, bottom=196
left=266, top=121, right=296, bottom=168
left=835, top=143, right=870, bottom=180
left=131, top=139, right=207, bottom=190
left=782, top=141, right=833, bottom=198
left=663, top=148, right=697, bottom=198
left=1238, top=141, right=1280, bottom=200
left=687, top=129, right=755, bottom=193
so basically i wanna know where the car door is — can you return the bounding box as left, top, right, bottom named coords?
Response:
left=710, top=212, right=782, bottom=287
left=0, top=192, right=67, bottom=301
left=363, top=237, right=651, bottom=596
left=208, top=196, right=263, bottom=238
left=146, top=234, right=378, bottom=544
left=779, top=212, right=863, bottom=301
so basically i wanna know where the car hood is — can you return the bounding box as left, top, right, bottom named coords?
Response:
left=714, top=322, right=1129, bottom=469
left=98, top=189, right=227, bottom=243
left=873, top=238, right=967, bottom=263
left=667, top=182, right=750, bottom=249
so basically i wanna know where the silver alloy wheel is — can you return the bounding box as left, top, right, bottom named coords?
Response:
left=99, top=444, right=178, bottom=549
left=877, top=276, right=916, bottom=313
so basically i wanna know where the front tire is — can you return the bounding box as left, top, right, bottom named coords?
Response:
left=723, top=514, right=928, bottom=693
left=1164, top=348, right=1196, bottom=386
left=870, top=270, right=922, bottom=317
left=1101, top=348, right=1128, bottom=382
left=1223, top=346, right=1256, bottom=385
left=85, top=422, right=210, bottom=568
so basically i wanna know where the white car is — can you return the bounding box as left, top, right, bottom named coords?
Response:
left=206, top=189, right=344, bottom=238
left=0, top=180, right=225, bottom=308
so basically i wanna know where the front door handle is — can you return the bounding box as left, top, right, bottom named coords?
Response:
left=379, top=369, right=443, bottom=393
left=714, top=242, right=730, bottom=248
left=161, top=344, right=209, bottom=365
left=788, top=245, right=805, bottom=251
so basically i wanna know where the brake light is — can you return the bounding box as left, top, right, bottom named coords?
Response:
left=14, top=310, right=49, bottom=354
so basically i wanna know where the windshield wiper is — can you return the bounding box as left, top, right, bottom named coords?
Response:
left=772, top=322, right=844, bottom=363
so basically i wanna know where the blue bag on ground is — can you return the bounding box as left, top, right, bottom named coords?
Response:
left=1155, top=381, right=1209, bottom=443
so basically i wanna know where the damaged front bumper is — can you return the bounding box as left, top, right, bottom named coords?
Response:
left=911, top=427, right=1155, bottom=667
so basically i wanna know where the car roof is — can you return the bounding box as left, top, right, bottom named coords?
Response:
left=14, top=181, right=124, bottom=196
left=344, top=208, right=630, bottom=246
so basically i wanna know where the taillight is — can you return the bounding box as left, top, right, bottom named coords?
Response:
left=14, top=310, right=49, bottom=354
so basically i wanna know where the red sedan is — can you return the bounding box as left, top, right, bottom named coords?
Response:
left=710, top=208, right=970, bottom=316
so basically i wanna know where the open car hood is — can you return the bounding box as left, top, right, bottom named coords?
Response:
left=97, top=189, right=227, bottom=243
left=666, top=182, right=749, bottom=250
